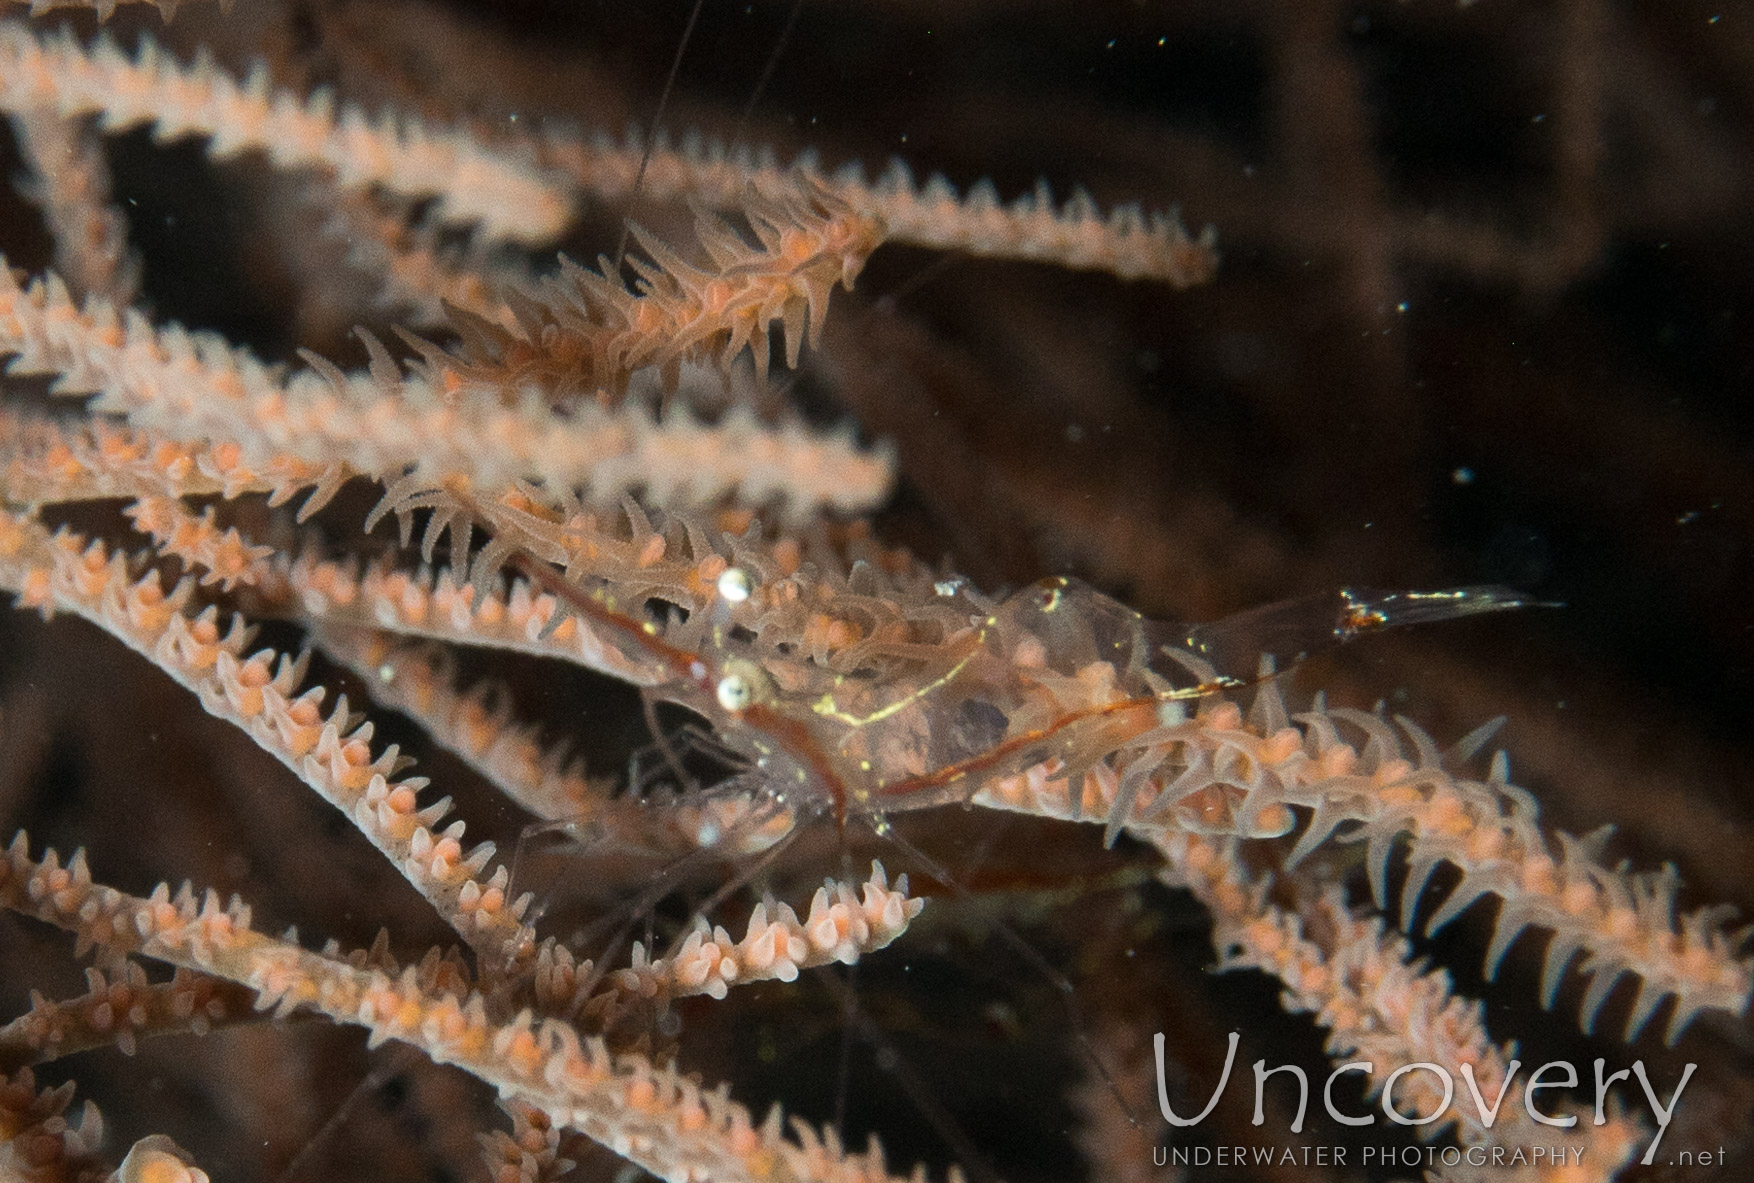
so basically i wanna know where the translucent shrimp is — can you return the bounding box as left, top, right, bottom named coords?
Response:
left=555, top=562, right=1545, bottom=829
left=726, top=578, right=1540, bottom=819
left=465, top=474, right=1538, bottom=833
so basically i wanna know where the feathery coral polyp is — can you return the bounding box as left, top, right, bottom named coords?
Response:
left=430, top=182, right=885, bottom=405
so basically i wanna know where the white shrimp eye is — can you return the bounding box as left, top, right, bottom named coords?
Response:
left=717, top=567, right=752, bottom=603
left=714, top=658, right=771, bottom=713
left=717, top=673, right=753, bottom=712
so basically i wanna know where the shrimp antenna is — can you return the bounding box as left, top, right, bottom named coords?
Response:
left=567, top=793, right=802, bottom=1004
left=642, top=690, right=700, bottom=796
left=272, top=1045, right=422, bottom=1183
left=735, top=0, right=808, bottom=138
left=862, top=816, right=1146, bottom=1134
left=812, top=963, right=1006, bottom=1183
left=614, top=0, right=706, bottom=271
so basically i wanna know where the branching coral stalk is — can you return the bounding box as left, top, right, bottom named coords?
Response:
left=260, top=551, right=673, bottom=686
left=537, top=130, right=1219, bottom=285
left=312, top=625, right=616, bottom=824
left=0, top=964, right=253, bottom=1069
left=0, top=1067, right=112, bottom=1183
left=422, top=494, right=952, bottom=679
left=309, top=622, right=798, bottom=859
left=0, top=510, right=538, bottom=975
left=603, top=864, right=924, bottom=1005
left=122, top=495, right=273, bottom=589
left=973, top=689, right=1753, bottom=1044
left=251, top=494, right=945, bottom=692
left=524, top=863, right=919, bottom=1031
left=9, top=108, right=136, bottom=306
left=833, top=161, right=1218, bottom=286
left=0, top=409, right=331, bottom=510
left=0, top=23, right=570, bottom=244
left=1155, top=832, right=1645, bottom=1183
left=0, top=265, right=894, bottom=518
left=480, top=1101, right=575, bottom=1183
left=1, top=836, right=934, bottom=1183
left=428, top=182, right=885, bottom=401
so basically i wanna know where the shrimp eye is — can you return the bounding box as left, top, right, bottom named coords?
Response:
left=717, top=567, right=752, bottom=603
left=717, top=674, right=753, bottom=712
left=714, top=658, right=772, bottom=713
